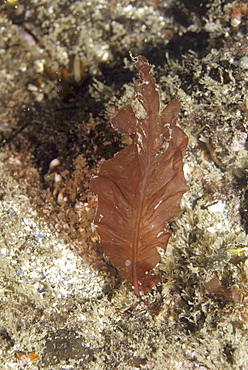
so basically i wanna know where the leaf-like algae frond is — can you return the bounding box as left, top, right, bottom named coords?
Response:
left=90, top=56, right=189, bottom=297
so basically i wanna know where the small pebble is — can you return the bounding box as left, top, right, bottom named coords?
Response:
left=239, top=56, right=248, bottom=69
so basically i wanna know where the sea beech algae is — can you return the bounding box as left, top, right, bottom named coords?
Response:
left=90, top=56, right=189, bottom=297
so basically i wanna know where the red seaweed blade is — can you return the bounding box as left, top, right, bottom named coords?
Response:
left=90, top=56, right=189, bottom=297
